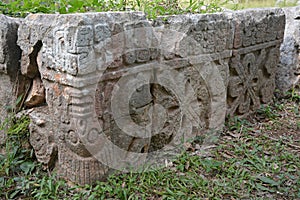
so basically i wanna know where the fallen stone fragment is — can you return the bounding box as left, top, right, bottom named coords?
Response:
left=25, top=76, right=45, bottom=108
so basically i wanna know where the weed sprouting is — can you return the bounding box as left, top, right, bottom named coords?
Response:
left=257, top=104, right=280, bottom=120
left=0, top=104, right=299, bottom=198
left=225, top=116, right=252, bottom=133
left=0, top=0, right=232, bottom=18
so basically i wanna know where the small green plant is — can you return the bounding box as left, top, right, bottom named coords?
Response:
left=257, top=104, right=279, bottom=120
left=0, top=114, right=36, bottom=199
left=200, top=158, right=223, bottom=173
left=276, top=0, right=299, bottom=7
left=290, top=86, right=300, bottom=101
left=226, top=116, right=252, bottom=133
left=0, top=0, right=228, bottom=18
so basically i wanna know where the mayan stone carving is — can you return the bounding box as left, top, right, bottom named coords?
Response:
left=17, top=12, right=235, bottom=184
left=227, top=9, right=285, bottom=117
left=14, top=8, right=285, bottom=185
left=0, top=15, right=29, bottom=146
left=276, top=6, right=300, bottom=96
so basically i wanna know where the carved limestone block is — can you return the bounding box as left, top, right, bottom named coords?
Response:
left=227, top=9, right=285, bottom=117
left=17, top=8, right=285, bottom=185
left=18, top=12, right=233, bottom=184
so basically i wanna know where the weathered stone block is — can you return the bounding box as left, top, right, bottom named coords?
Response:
left=14, top=8, right=285, bottom=185
left=276, top=6, right=300, bottom=96
left=18, top=12, right=233, bottom=184
left=0, top=15, right=28, bottom=146
left=227, top=8, right=285, bottom=117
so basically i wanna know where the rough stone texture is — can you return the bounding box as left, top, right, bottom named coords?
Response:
left=24, top=76, right=45, bottom=108
left=0, top=15, right=28, bottom=146
left=227, top=8, right=285, bottom=117
left=14, top=8, right=284, bottom=185
left=17, top=12, right=234, bottom=184
left=276, top=6, right=300, bottom=97
left=275, top=0, right=300, bottom=6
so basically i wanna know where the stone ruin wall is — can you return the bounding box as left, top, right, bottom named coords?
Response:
left=276, top=6, right=300, bottom=96
left=0, top=8, right=290, bottom=184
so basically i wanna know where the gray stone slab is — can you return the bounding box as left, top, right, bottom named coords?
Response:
left=0, top=15, right=27, bottom=146
left=276, top=6, right=300, bottom=96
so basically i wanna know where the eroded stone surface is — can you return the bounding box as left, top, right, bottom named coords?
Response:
left=276, top=6, right=300, bottom=97
left=18, top=12, right=234, bottom=184
left=15, top=9, right=285, bottom=185
left=227, top=8, right=285, bottom=117
left=27, top=107, right=57, bottom=168
left=24, top=76, right=45, bottom=108
left=0, top=15, right=28, bottom=145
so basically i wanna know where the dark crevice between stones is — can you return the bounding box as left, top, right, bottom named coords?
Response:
left=26, top=40, right=43, bottom=79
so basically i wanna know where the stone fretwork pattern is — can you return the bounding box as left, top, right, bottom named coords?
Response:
left=227, top=9, right=285, bottom=117
left=15, top=8, right=285, bottom=185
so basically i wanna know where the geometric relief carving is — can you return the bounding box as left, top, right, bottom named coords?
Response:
left=92, top=47, right=209, bottom=173
left=94, top=50, right=227, bottom=166
left=52, top=25, right=94, bottom=75
left=228, top=52, right=261, bottom=116
left=227, top=45, right=281, bottom=117
left=15, top=9, right=284, bottom=185
left=227, top=7, right=285, bottom=117
left=20, top=13, right=232, bottom=185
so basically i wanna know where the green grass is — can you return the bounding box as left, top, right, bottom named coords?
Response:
left=1, top=98, right=299, bottom=199
left=0, top=0, right=228, bottom=18
left=225, top=0, right=298, bottom=9
left=1, top=0, right=297, bottom=19
left=2, top=133, right=299, bottom=199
